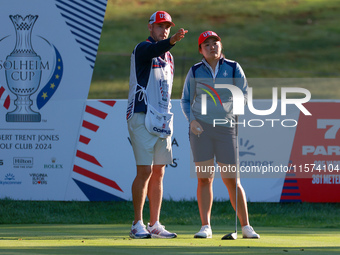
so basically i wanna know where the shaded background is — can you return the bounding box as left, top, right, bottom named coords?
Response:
left=90, top=0, right=340, bottom=100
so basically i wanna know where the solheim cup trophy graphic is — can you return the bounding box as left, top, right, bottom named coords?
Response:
left=6, top=14, right=42, bottom=122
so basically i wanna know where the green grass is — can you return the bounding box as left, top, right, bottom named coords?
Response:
left=89, top=0, right=340, bottom=100
left=0, top=225, right=339, bottom=254
left=1, top=200, right=339, bottom=254
left=1, top=200, right=340, bottom=228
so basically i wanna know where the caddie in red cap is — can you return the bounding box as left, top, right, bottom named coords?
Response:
left=149, top=11, right=175, bottom=27
left=126, top=12, right=187, bottom=239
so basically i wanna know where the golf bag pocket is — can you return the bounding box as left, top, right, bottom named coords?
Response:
left=145, top=104, right=173, bottom=138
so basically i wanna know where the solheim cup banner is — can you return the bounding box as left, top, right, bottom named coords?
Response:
left=0, top=0, right=107, bottom=200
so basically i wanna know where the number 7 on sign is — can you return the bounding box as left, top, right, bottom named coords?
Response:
left=317, top=119, right=340, bottom=139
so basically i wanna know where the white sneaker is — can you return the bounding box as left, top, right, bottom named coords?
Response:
left=194, top=225, right=212, bottom=238
left=147, top=221, right=177, bottom=238
left=242, top=225, right=260, bottom=239
left=129, top=220, right=151, bottom=239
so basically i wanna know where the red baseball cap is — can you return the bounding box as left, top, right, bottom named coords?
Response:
left=198, top=31, right=221, bottom=46
left=149, top=11, right=175, bottom=27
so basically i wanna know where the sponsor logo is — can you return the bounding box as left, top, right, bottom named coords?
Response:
left=239, top=139, right=256, bottom=157
left=238, top=139, right=275, bottom=168
left=153, top=126, right=171, bottom=135
left=5, top=173, right=15, bottom=181
left=44, top=157, right=63, bottom=169
left=30, top=173, right=48, bottom=185
left=0, top=173, right=22, bottom=185
left=13, top=157, right=33, bottom=168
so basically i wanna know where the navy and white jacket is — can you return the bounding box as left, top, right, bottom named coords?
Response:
left=180, top=57, right=248, bottom=127
left=126, top=36, right=174, bottom=120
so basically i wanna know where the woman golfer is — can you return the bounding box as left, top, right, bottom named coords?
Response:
left=180, top=31, right=260, bottom=239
